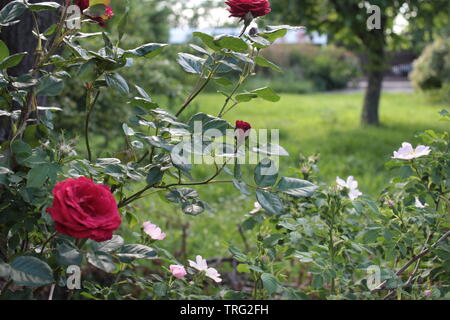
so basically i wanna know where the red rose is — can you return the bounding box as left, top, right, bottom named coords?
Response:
left=47, top=177, right=121, bottom=242
left=226, top=0, right=271, bottom=19
left=235, top=120, right=252, bottom=142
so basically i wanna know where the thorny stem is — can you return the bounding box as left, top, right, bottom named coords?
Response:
left=175, top=64, right=220, bottom=117
left=40, top=232, right=58, bottom=256
left=372, top=229, right=450, bottom=294
left=84, top=89, right=100, bottom=162
left=218, top=46, right=257, bottom=118
left=328, top=197, right=338, bottom=295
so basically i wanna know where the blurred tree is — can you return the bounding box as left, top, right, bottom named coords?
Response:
left=403, top=1, right=450, bottom=54
left=270, top=0, right=450, bottom=126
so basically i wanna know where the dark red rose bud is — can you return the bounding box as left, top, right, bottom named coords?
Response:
left=235, top=120, right=252, bottom=132
left=47, top=177, right=122, bottom=242
left=226, top=0, right=271, bottom=19
left=235, top=120, right=252, bottom=144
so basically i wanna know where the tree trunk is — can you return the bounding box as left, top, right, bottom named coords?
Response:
left=361, top=69, right=384, bottom=126
left=359, top=26, right=387, bottom=126
left=0, top=0, right=63, bottom=142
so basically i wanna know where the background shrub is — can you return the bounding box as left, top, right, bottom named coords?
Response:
left=259, top=44, right=361, bottom=92
left=410, top=38, right=450, bottom=102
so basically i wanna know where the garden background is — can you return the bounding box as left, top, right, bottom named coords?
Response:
left=0, top=0, right=449, bottom=300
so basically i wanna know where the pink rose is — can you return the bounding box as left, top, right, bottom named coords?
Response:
left=143, top=221, right=166, bottom=240
left=169, top=265, right=187, bottom=279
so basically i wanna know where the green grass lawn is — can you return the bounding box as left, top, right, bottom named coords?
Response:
left=125, top=92, right=448, bottom=259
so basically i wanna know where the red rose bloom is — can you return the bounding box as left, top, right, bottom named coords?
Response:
left=226, top=0, right=271, bottom=18
left=47, top=177, right=121, bottom=242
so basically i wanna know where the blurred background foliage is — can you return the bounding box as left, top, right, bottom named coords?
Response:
left=52, top=0, right=450, bottom=146
left=411, top=37, right=450, bottom=103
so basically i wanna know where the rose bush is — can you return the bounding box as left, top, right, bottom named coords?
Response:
left=0, top=0, right=448, bottom=301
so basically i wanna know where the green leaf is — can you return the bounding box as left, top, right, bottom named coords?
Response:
left=23, top=124, right=48, bottom=147
left=256, top=190, right=284, bottom=215
left=193, top=32, right=221, bottom=51
left=213, top=35, right=248, bottom=52
left=312, top=275, right=324, bottom=289
left=36, top=75, right=64, bottom=96
left=123, top=43, right=167, bottom=58
left=56, top=244, right=83, bottom=266
left=235, top=92, right=258, bottom=102
left=95, top=158, right=121, bottom=166
left=252, top=87, right=280, bottom=102
left=276, top=177, right=318, bottom=198
left=122, top=123, right=135, bottom=136
left=177, top=53, right=205, bottom=74
left=26, top=165, right=49, bottom=188
left=213, top=77, right=233, bottom=86
left=0, top=40, right=10, bottom=61
left=130, top=97, right=158, bottom=109
left=295, top=251, right=314, bottom=263
left=232, top=179, right=251, bottom=195
left=44, top=24, right=57, bottom=37
left=0, top=1, right=27, bottom=26
left=166, top=188, right=198, bottom=203
left=92, top=235, right=125, bottom=253
left=82, top=4, right=106, bottom=17
left=27, top=2, right=61, bottom=11
left=10, top=256, right=54, bottom=287
left=0, top=166, right=12, bottom=175
left=259, top=26, right=304, bottom=42
left=154, top=282, right=168, bottom=297
left=146, top=167, right=164, bottom=185
left=116, top=244, right=157, bottom=262
left=105, top=72, right=129, bottom=95
left=261, top=273, right=279, bottom=295
left=87, top=252, right=116, bottom=273
left=251, top=143, right=289, bottom=156
left=11, top=140, right=32, bottom=164
left=237, top=264, right=250, bottom=273
left=254, top=158, right=278, bottom=187
left=263, top=234, right=285, bottom=247
left=0, top=52, right=27, bottom=70
left=259, top=29, right=287, bottom=42
left=255, top=56, right=281, bottom=72
left=76, top=59, right=98, bottom=82
left=188, top=112, right=230, bottom=136
left=248, top=35, right=271, bottom=48
left=182, top=200, right=206, bottom=216
left=229, top=245, right=248, bottom=262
